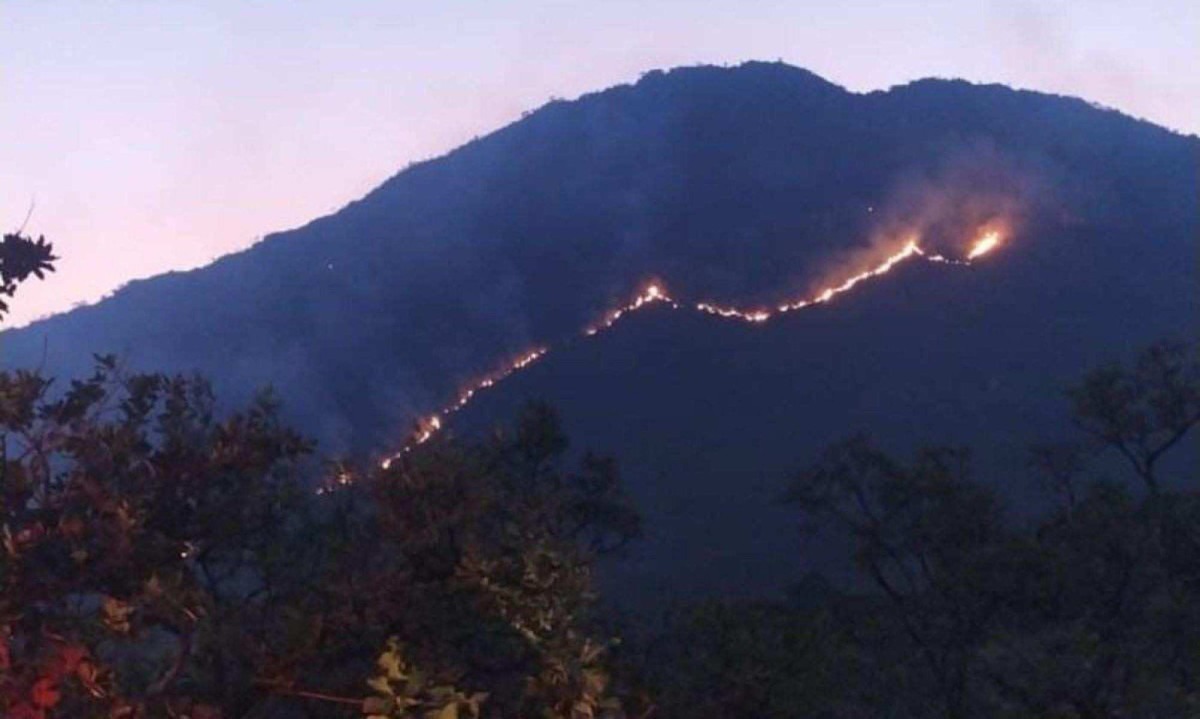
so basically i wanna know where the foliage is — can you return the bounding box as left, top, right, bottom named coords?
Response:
left=0, top=353, right=636, bottom=718
left=329, top=402, right=636, bottom=719
left=0, top=357, right=312, bottom=717
left=4, top=231, right=1196, bottom=718
left=635, top=341, right=1200, bottom=718
left=362, top=638, right=486, bottom=719
left=627, top=597, right=854, bottom=719
left=0, top=232, right=57, bottom=320
left=1067, top=339, right=1200, bottom=492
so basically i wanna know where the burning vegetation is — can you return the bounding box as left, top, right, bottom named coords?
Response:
left=385, top=226, right=1007, bottom=461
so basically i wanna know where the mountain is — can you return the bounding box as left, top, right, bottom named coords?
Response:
left=3, top=62, right=1196, bottom=601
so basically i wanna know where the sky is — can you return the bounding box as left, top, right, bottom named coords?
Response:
left=2, top=0, right=1196, bottom=327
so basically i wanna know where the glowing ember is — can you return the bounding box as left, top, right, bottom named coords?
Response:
left=364, top=227, right=1008, bottom=476
left=967, top=231, right=1002, bottom=260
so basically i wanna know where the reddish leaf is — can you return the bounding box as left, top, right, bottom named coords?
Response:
left=30, top=677, right=61, bottom=708
left=58, top=644, right=88, bottom=673
left=193, top=704, right=223, bottom=719
left=8, top=701, right=45, bottom=719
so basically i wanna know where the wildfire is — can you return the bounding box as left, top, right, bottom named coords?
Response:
left=967, top=230, right=1002, bottom=260
left=366, top=226, right=1007, bottom=474
left=698, top=237, right=964, bottom=320
left=585, top=283, right=678, bottom=335
left=696, top=303, right=771, bottom=322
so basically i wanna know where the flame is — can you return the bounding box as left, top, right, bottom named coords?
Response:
left=698, top=237, right=965, bottom=320
left=696, top=303, right=771, bottom=322
left=778, top=238, right=922, bottom=314
left=363, top=226, right=1007, bottom=476
left=398, top=349, right=549, bottom=456
left=585, top=282, right=677, bottom=335
left=967, top=230, right=1002, bottom=260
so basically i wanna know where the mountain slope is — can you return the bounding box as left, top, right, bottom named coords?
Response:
left=3, top=61, right=1195, bottom=462
left=449, top=224, right=1195, bottom=603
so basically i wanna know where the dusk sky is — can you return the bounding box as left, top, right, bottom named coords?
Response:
left=3, top=0, right=1196, bottom=327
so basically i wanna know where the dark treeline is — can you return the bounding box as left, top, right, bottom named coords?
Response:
left=629, top=340, right=1200, bottom=718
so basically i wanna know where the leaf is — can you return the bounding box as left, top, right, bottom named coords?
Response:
left=367, top=675, right=394, bottom=696
left=464, top=693, right=488, bottom=716
left=192, top=705, right=223, bottom=719
left=431, top=703, right=458, bottom=719
left=76, top=660, right=104, bottom=697
left=109, top=702, right=136, bottom=718
left=100, top=596, right=135, bottom=633
left=362, top=696, right=395, bottom=715
left=376, top=640, right=406, bottom=680
left=30, top=677, right=61, bottom=708
left=57, top=644, right=88, bottom=673
left=7, top=702, right=45, bottom=719
left=581, top=668, right=608, bottom=697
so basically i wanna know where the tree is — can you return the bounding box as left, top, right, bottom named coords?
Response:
left=783, top=438, right=1023, bottom=719
left=626, top=597, right=854, bottom=719
left=0, top=235, right=640, bottom=718
left=777, top=340, right=1200, bottom=718
left=0, top=357, right=314, bottom=717
left=1067, top=339, right=1200, bottom=493
left=0, top=232, right=57, bottom=321
left=0, top=354, right=638, bottom=718
left=308, top=403, right=639, bottom=718
left=634, top=341, right=1199, bottom=719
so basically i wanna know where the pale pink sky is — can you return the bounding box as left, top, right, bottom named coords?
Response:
left=2, top=1, right=1195, bottom=327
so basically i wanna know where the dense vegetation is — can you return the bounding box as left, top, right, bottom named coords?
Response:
left=3, top=234, right=1197, bottom=717
left=0, top=232, right=56, bottom=321
left=632, top=340, right=1199, bottom=718
left=7, top=63, right=1192, bottom=609
left=1, top=346, right=638, bottom=716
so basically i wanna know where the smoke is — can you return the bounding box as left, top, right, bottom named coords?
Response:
left=809, top=142, right=1052, bottom=293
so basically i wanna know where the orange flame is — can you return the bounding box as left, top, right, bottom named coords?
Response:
left=585, top=283, right=677, bottom=335
left=967, top=230, right=1002, bottom=260
left=364, top=226, right=1008, bottom=476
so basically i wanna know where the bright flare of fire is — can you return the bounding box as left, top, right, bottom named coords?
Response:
left=967, top=230, right=1002, bottom=260
left=361, top=228, right=1007, bottom=479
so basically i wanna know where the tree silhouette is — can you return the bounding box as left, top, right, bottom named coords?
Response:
left=0, top=357, right=637, bottom=718
left=0, top=232, right=56, bottom=320
left=634, top=341, right=1200, bottom=719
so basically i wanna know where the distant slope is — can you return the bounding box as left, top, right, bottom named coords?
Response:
left=2, top=61, right=1195, bottom=464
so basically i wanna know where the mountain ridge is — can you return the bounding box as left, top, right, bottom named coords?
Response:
left=36, top=62, right=1191, bottom=323
left=3, top=61, right=1195, bottom=459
